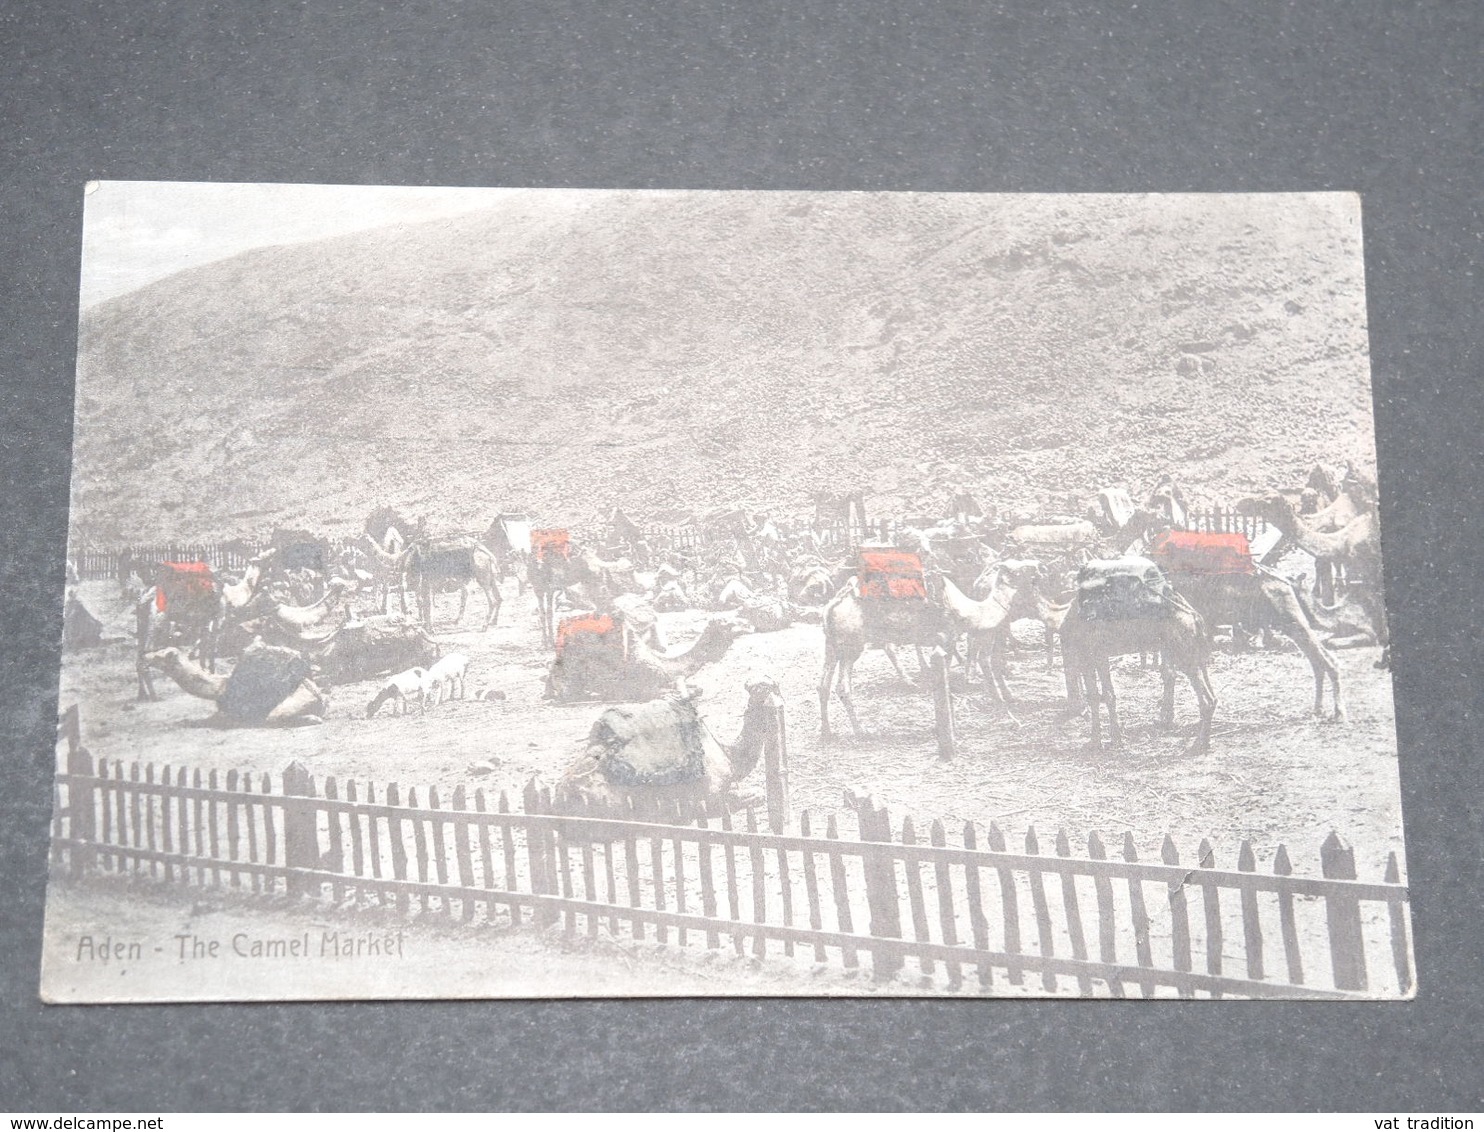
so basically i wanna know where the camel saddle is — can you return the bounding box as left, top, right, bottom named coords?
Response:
left=156, top=561, right=217, bottom=612
left=556, top=613, right=620, bottom=657
left=857, top=549, right=928, bottom=601
left=1076, top=557, right=1175, bottom=622
left=532, top=528, right=571, bottom=562
left=1150, top=530, right=1255, bottom=576
left=587, top=696, right=708, bottom=788
left=220, top=642, right=311, bottom=721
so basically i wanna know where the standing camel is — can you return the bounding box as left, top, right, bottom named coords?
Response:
left=1243, top=492, right=1388, bottom=668
left=1059, top=557, right=1218, bottom=755
left=818, top=553, right=948, bottom=739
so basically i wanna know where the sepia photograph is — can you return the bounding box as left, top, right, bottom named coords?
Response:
left=42, top=184, right=1410, bottom=1002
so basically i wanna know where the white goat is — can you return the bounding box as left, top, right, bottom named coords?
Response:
left=425, top=653, right=470, bottom=707
left=365, top=666, right=434, bottom=717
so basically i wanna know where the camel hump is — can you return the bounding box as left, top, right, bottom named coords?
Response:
left=220, top=643, right=312, bottom=721
left=1075, top=557, right=1175, bottom=622
left=588, top=697, right=709, bottom=787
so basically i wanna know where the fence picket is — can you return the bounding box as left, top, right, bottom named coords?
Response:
left=931, top=820, right=962, bottom=989
left=177, top=768, right=192, bottom=884
left=205, top=767, right=223, bottom=885
left=800, top=811, right=827, bottom=963
left=386, top=782, right=409, bottom=913
left=825, top=814, right=858, bottom=970
left=1162, top=835, right=1194, bottom=997
left=1274, top=844, right=1305, bottom=986
left=858, top=801, right=904, bottom=978
left=130, top=763, right=145, bottom=878
left=962, top=822, right=991, bottom=988
left=1123, top=832, right=1156, bottom=996
left=148, top=764, right=171, bottom=882
left=1025, top=827, right=1057, bottom=992
left=626, top=801, right=649, bottom=943
left=241, top=771, right=260, bottom=893
left=1055, top=828, right=1091, bottom=994
left=260, top=773, right=276, bottom=892
left=451, top=786, right=475, bottom=921
left=474, top=790, right=499, bottom=920
left=901, top=816, right=933, bottom=978
left=986, top=822, right=1024, bottom=986
left=1198, top=838, right=1223, bottom=986
left=746, top=808, right=765, bottom=957
left=720, top=810, right=743, bottom=954
left=697, top=816, right=720, bottom=949
left=498, top=791, right=518, bottom=909
left=671, top=801, right=688, bottom=947
left=1238, top=840, right=1264, bottom=982
left=340, top=779, right=362, bottom=898
left=1320, top=832, right=1367, bottom=991
left=1385, top=852, right=1413, bottom=996
left=97, top=760, right=113, bottom=872
left=224, top=768, right=241, bottom=887
left=323, top=777, right=344, bottom=900
left=1087, top=832, right=1124, bottom=998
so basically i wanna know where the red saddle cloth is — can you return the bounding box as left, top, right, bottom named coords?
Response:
left=857, top=549, right=928, bottom=600
left=156, top=561, right=217, bottom=612
left=532, top=528, right=571, bottom=562
left=1150, top=530, right=1256, bottom=576
left=555, top=613, right=617, bottom=656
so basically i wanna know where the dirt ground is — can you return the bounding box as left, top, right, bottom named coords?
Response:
left=49, top=572, right=1409, bottom=997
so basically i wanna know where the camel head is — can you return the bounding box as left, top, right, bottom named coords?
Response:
left=142, top=646, right=187, bottom=672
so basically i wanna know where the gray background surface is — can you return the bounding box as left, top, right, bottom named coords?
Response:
left=2, top=0, right=1480, bottom=1111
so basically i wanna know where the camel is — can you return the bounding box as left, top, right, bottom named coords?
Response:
left=260, top=576, right=357, bottom=631
left=404, top=538, right=503, bottom=631
left=358, top=533, right=413, bottom=614
left=143, top=643, right=327, bottom=726
left=1059, top=557, right=1218, bottom=755
left=818, top=565, right=949, bottom=740
left=545, top=617, right=748, bottom=703
left=1242, top=492, right=1388, bottom=667
left=1163, top=563, right=1344, bottom=720
left=1146, top=474, right=1190, bottom=529
left=220, top=548, right=277, bottom=611
left=555, top=676, right=782, bottom=816
left=941, top=563, right=1042, bottom=703
left=530, top=531, right=575, bottom=646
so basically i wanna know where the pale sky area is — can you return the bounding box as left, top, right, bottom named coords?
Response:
left=78, top=181, right=535, bottom=307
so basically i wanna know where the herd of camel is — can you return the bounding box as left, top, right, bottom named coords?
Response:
left=82, top=463, right=1388, bottom=765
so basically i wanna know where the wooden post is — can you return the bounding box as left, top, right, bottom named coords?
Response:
left=1162, top=834, right=1194, bottom=997
left=763, top=695, right=790, bottom=834
left=281, top=761, right=320, bottom=897
left=930, top=644, right=955, bottom=761
left=63, top=712, right=96, bottom=875
left=1087, top=832, right=1124, bottom=998
left=1384, top=852, right=1413, bottom=996
left=1320, top=831, right=1368, bottom=991
left=1237, top=840, right=1265, bottom=983
left=857, top=800, right=904, bottom=979
left=1274, top=843, right=1305, bottom=987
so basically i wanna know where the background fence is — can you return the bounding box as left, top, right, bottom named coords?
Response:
left=70, top=507, right=1271, bottom=580
left=51, top=705, right=1411, bottom=999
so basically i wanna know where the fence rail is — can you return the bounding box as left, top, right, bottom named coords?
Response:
left=51, top=705, right=1410, bottom=998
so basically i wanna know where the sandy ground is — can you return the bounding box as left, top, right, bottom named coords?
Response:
left=47, top=573, right=1410, bottom=998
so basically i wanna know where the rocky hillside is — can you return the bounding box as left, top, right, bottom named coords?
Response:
left=69, top=191, right=1377, bottom=543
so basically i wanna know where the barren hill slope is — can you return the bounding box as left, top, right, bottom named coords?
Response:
left=70, top=191, right=1376, bottom=543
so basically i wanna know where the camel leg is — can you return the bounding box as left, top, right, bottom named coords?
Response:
left=1082, top=670, right=1103, bottom=752
left=1099, top=661, right=1124, bottom=750
left=990, top=633, right=1016, bottom=704
left=1181, top=664, right=1217, bottom=755
left=1045, top=623, right=1056, bottom=670
left=1160, top=663, right=1177, bottom=728
left=881, top=645, right=911, bottom=685
left=818, top=653, right=837, bottom=740
left=1273, top=587, right=1344, bottom=720
left=265, top=681, right=327, bottom=727
left=836, top=657, right=863, bottom=737
left=482, top=579, right=501, bottom=631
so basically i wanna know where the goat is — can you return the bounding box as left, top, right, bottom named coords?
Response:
left=425, top=653, right=470, bottom=707
left=365, top=666, right=434, bottom=717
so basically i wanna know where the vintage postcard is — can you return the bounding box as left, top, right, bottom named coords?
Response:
left=43, top=184, right=1411, bottom=1001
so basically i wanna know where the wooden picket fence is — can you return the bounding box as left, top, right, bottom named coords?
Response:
left=1188, top=506, right=1270, bottom=541
left=50, top=705, right=1413, bottom=998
